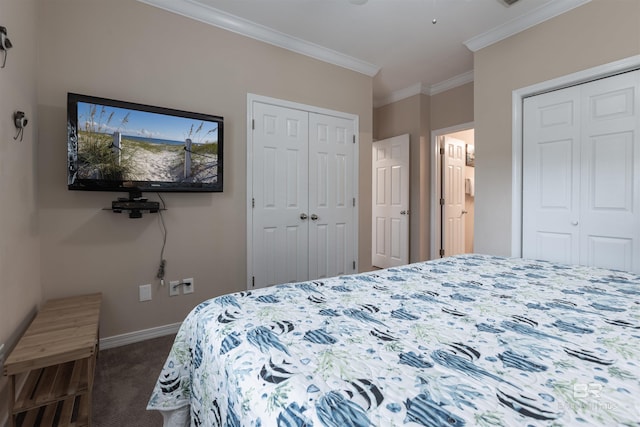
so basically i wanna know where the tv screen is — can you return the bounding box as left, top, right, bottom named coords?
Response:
left=67, top=93, right=223, bottom=193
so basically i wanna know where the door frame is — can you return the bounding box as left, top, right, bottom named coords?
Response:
left=246, top=93, right=359, bottom=289
left=430, top=122, right=474, bottom=260
left=510, top=55, right=640, bottom=257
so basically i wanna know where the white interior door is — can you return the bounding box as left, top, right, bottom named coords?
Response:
left=308, top=112, right=357, bottom=279
left=523, top=70, right=640, bottom=273
left=443, top=136, right=466, bottom=256
left=372, top=134, right=409, bottom=268
left=252, top=102, right=309, bottom=288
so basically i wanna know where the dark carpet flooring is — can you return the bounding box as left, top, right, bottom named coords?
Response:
left=92, top=334, right=176, bottom=426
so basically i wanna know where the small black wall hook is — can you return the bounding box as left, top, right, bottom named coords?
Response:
left=13, top=111, right=28, bottom=142
left=0, top=26, right=12, bottom=69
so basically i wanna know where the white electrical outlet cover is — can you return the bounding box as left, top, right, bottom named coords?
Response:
left=169, top=280, right=180, bottom=296
left=183, top=278, right=194, bottom=294
left=139, top=284, right=152, bottom=302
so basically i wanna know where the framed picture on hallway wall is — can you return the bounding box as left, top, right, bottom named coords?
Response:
left=466, top=144, right=475, bottom=167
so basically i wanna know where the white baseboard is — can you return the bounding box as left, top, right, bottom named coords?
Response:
left=99, top=322, right=181, bottom=350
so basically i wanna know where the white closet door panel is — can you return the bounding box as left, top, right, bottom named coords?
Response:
left=308, top=113, right=356, bottom=279
left=252, top=103, right=309, bottom=287
left=313, top=223, right=329, bottom=279
left=586, top=235, right=633, bottom=272
left=259, top=224, right=304, bottom=285
left=585, top=132, right=633, bottom=211
left=535, top=232, right=574, bottom=265
left=523, top=87, right=581, bottom=263
left=580, top=70, right=640, bottom=272
left=523, top=70, right=640, bottom=273
left=335, top=223, right=347, bottom=275
left=538, top=139, right=573, bottom=209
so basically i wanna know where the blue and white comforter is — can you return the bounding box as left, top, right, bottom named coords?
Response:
left=147, top=255, right=640, bottom=426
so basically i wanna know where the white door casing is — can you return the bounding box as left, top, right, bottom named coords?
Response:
left=443, top=136, right=466, bottom=256
left=371, top=134, right=410, bottom=268
left=248, top=95, right=358, bottom=289
left=522, top=70, right=640, bottom=273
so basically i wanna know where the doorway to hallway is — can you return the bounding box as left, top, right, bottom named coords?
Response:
left=431, top=124, right=475, bottom=258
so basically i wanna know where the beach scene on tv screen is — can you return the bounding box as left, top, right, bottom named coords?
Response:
left=76, top=102, right=220, bottom=184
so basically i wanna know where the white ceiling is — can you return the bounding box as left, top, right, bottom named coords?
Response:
left=140, top=0, right=590, bottom=106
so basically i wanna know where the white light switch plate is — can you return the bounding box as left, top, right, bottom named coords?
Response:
left=139, top=284, right=152, bottom=301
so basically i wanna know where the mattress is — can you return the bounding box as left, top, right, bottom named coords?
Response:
left=147, top=254, right=640, bottom=426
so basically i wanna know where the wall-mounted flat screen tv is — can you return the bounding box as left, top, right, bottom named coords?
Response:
left=67, top=93, right=223, bottom=193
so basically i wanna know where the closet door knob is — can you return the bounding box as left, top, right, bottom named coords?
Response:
left=300, top=213, right=308, bottom=220
left=571, top=221, right=578, bottom=226
left=310, top=214, right=319, bottom=221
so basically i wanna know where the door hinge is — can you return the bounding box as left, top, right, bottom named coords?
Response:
left=252, top=119, right=255, bottom=130
left=353, top=261, right=356, bottom=270
left=439, top=147, right=445, bottom=155
left=252, top=276, right=255, bottom=287
left=440, top=198, right=445, bottom=206
left=252, top=197, right=255, bottom=208
left=439, top=249, right=445, bottom=257
left=352, top=197, right=356, bottom=207
left=352, top=134, right=356, bottom=144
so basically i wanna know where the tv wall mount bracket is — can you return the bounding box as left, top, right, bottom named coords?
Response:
left=106, top=192, right=163, bottom=219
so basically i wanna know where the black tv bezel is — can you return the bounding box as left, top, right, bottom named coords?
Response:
left=67, top=92, right=224, bottom=193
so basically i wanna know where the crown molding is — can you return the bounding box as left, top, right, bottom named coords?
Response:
left=373, top=83, right=426, bottom=108
left=137, top=0, right=380, bottom=77
left=429, top=70, right=474, bottom=96
left=464, top=0, right=591, bottom=52
left=138, top=0, right=587, bottom=106
left=374, top=70, right=474, bottom=108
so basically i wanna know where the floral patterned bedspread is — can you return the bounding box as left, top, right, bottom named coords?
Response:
left=147, top=254, right=640, bottom=426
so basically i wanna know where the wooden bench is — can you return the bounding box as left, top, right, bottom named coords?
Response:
left=3, top=293, right=102, bottom=427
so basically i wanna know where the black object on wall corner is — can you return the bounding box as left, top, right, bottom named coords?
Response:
left=0, top=26, right=12, bottom=68
left=13, top=111, right=27, bottom=142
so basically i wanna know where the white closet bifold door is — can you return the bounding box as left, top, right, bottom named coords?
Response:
left=250, top=99, right=358, bottom=288
left=523, top=70, right=640, bottom=273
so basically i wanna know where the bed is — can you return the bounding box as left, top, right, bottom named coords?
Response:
left=147, top=254, right=640, bottom=426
